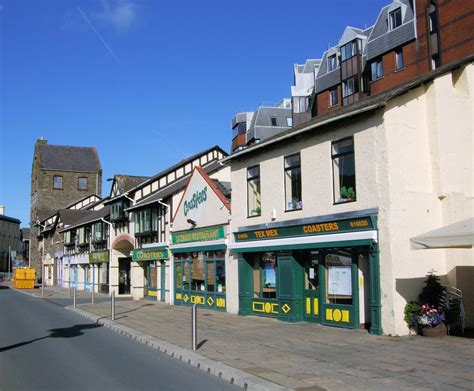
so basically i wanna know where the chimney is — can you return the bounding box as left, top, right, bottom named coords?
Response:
left=0, top=205, right=4, bottom=215
left=37, top=137, right=47, bottom=145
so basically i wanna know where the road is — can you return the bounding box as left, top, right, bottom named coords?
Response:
left=0, top=286, right=239, bottom=390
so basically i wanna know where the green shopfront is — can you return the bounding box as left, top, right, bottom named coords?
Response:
left=231, top=209, right=382, bottom=335
left=89, top=251, right=109, bottom=294
left=131, top=247, right=169, bottom=300
left=172, top=226, right=227, bottom=311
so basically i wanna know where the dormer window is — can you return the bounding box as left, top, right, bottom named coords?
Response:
left=328, top=54, right=338, bottom=71
left=341, top=39, right=361, bottom=62
left=389, top=8, right=402, bottom=30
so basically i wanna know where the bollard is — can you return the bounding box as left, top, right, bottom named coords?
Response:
left=91, top=283, right=95, bottom=304
left=41, top=264, right=44, bottom=298
left=191, top=304, right=197, bottom=351
left=111, top=290, right=115, bottom=321
left=73, top=287, right=76, bottom=308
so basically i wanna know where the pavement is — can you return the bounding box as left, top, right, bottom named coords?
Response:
left=11, top=284, right=474, bottom=391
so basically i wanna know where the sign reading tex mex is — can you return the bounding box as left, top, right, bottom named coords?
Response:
left=234, top=216, right=375, bottom=242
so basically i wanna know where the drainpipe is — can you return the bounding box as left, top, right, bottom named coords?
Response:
left=100, top=218, right=114, bottom=296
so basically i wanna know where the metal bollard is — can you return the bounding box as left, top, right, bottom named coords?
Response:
left=191, top=304, right=197, bottom=351
left=73, top=287, right=76, bottom=308
left=111, top=290, right=115, bottom=320
left=91, top=283, right=95, bottom=304
left=41, top=265, right=44, bottom=298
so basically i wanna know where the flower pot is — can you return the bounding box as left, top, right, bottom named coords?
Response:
left=421, top=323, right=447, bottom=337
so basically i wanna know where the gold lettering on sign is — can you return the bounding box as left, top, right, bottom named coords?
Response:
left=350, top=220, right=369, bottom=228
left=303, top=222, right=339, bottom=234
left=255, top=229, right=279, bottom=238
left=237, top=233, right=249, bottom=240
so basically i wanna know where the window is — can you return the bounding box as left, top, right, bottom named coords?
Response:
left=247, top=165, right=261, bottom=217
left=78, top=177, right=88, bottom=190
left=329, top=88, right=338, bottom=107
left=135, top=207, right=158, bottom=234
left=303, top=250, right=319, bottom=290
left=325, top=252, right=353, bottom=305
left=429, top=11, right=438, bottom=33
left=286, top=117, right=293, bottom=127
left=342, top=78, right=356, bottom=97
left=232, top=122, right=247, bottom=139
left=93, top=222, right=105, bottom=242
left=270, top=117, right=277, bottom=126
left=53, top=176, right=63, bottom=189
left=328, top=54, right=338, bottom=71
left=389, top=8, right=402, bottom=30
left=110, top=201, right=126, bottom=221
left=292, top=96, right=309, bottom=113
left=284, top=153, right=302, bottom=211
left=370, top=59, right=384, bottom=80
left=341, top=39, right=360, bottom=61
left=332, top=137, right=356, bottom=203
left=252, top=252, right=277, bottom=299
left=395, top=49, right=404, bottom=70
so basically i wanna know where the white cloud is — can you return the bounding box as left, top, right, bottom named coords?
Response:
left=93, top=0, right=138, bottom=32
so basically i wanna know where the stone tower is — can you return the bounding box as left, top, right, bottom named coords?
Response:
left=29, top=138, right=102, bottom=275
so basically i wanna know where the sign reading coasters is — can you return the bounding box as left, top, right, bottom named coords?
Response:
left=89, top=251, right=109, bottom=264
left=132, top=248, right=169, bottom=261
left=172, top=226, right=225, bottom=245
left=235, top=217, right=374, bottom=242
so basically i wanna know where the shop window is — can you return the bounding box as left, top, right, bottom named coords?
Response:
left=148, top=262, right=158, bottom=290
left=216, top=260, right=226, bottom=293
left=191, top=252, right=205, bottom=291
left=53, top=176, right=63, bottom=190
left=389, top=8, right=402, bottom=30
left=332, top=137, right=356, bottom=203
left=395, top=49, right=404, bottom=70
left=206, top=261, right=215, bottom=292
left=247, top=165, right=261, bottom=217
left=175, top=262, right=183, bottom=289
left=284, top=153, right=302, bottom=211
left=325, top=252, right=353, bottom=305
left=183, top=258, right=191, bottom=290
left=370, top=59, right=384, bottom=81
left=329, top=88, right=338, bottom=107
left=78, top=177, right=88, bottom=190
left=98, top=263, right=109, bottom=289
left=253, top=252, right=277, bottom=299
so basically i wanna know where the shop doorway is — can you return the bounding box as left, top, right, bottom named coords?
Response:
left=119, top=258, right=131, bottom=294
left=158, top=261, right=168, bottom=302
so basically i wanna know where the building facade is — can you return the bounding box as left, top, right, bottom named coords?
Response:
left=0, top=210, right=21, bottom=272
left=224, top=60, right=473, bottom=335
left=30, top=138, right=102, bottom=278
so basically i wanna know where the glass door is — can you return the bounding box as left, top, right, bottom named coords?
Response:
left=300, top=250, right=321, bottom=323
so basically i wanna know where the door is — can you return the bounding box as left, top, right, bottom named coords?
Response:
left=299, top=250, right=321, bottom=323
left=159, top=262, right=166, bottom=302
left=118, top=258, right=131, bottom=294
left=145, top=261, right=158, bottom=300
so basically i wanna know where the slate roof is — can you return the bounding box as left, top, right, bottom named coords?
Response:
left=223, top=56, right=474, bottom=163
left=59, top=205, right=110, bottom=232
left=212, top=179, right=231, bottom=202
left=114, top=175, right=151, bottom=194
left=37, top=144, right=101, bottom=173
left=247, top=107, right=292, bottom=143
left=0, top=215, right=21, bottom=224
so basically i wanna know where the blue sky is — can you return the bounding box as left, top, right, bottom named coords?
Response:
left=0, top=0, right=388, bottom=226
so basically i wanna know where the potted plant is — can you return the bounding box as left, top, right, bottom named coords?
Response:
left=339, top=186, right=356, bottom=202
left=404, top=301, right=421, bottom=334
left=418, top=271, right=447, bottom=337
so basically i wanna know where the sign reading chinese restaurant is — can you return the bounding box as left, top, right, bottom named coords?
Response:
left=132, top=248, right=169, bottom=261
left=172, top=226, right=225, bottom=245
left=234, top=216, right=375, bottom=242
left=89, top=251, right=109, bottom=264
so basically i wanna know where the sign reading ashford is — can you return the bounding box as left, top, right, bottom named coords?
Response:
left=184, top=186, right=208, bottom=216
left=172, top=226, right=225, bottom=245
left=132, top=248, right=169, bottom=261
left=89, top=251, right=109, bottom=264
left=235, top=217, right=374, bottom=242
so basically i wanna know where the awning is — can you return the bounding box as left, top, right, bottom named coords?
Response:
left=410, top=218, right=474, bottom=250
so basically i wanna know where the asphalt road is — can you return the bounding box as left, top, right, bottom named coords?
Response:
left=0, top=286, right=239, bottom=390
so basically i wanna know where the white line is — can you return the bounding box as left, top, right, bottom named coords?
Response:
left=76, top=5, right=120, bottom=64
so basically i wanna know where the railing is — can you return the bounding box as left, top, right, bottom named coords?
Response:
left=441, top=285, right=465, bottom=334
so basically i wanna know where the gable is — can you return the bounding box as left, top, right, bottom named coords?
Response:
left=172, top=167, right=230, bottom=232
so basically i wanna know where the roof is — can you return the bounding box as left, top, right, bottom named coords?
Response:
left=21, top=228, right=30, bottom=239
left=37, top=143, right=101, bottom=173
left=223, top=56, right=474, bottom=163
left=59, top=205, right=110, bottom=232
left=126, top=160, right=222, bottom=211
left=410, top=218, right=474, bottom=249
left=247, top=106, right=292, bottom=143
left=0, top=215, right=21, bottom=224
left=114, top=175, right=151, bottom=194
left=58, top=209, right=92, bottom=226
left=211, top=179, right=231, bottom=202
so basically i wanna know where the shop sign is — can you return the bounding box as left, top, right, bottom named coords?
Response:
left=132, top=248, right=169, bottom=261
left=184, top=186, right=208, bottom=216
left=235, top=217, right=374, bottom=242
left=89, top=251, right=109, bottom=264
left=172, top=226, right=225, bottom=245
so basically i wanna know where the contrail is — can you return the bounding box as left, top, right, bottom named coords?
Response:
left=76, top=5, right=120, bottom=64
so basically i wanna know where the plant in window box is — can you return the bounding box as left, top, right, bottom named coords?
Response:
left=339, top=186, right=356, bottom=202
left=251, top=206, right=261, bottom=216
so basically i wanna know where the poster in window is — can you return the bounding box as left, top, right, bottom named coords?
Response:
left=328, top=266, right=352, bottom=295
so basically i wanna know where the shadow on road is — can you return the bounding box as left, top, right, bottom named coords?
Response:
left=0, top=286, right=9, bottom=290
left=0, top=323, right=102, bottom=352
